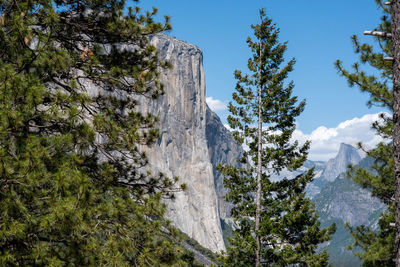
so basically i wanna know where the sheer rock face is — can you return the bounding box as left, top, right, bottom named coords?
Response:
left=320, top=143, right=362, bottom=182
left=205, top=106, right=243, bottom=222
left=138, top=34, right=225, bottom=252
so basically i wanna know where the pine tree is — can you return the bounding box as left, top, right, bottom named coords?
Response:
left=218, top=9, right=335, bottom=266
left=335, top=0, right=396, bottom=265
left=0, top=0, right=187, bottom=265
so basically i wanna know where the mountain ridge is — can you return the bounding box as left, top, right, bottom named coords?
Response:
left=320, top=143, right=363, bottom=182
left=312, top=149, right=385, bottom=266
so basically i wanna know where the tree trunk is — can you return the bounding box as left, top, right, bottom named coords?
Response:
left=255, top=80, right=262, bottom=267
left=392, top=1, right=400, bottom=266
left=255, top=41, right=262, bottom=267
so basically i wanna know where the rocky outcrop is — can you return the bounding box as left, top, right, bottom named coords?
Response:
left=137, top=34, right=225, bottom=252
left=312, top=149, right=385, bottom=266
left=311, top=144, right=383, bottom=226
left=320, top=143, right=362, bottom=182
left=205, top=106, right=243, bottom=221
left=314, top=173, right=384, bottom=226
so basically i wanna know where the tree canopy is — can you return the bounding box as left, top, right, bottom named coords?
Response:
left=0, top=0, right=187, bottom=265
left=219, top=9, right=335, bottom=267
left=335, top=0, right=395, bottom=265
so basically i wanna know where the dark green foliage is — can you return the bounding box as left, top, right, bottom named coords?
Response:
left=0, top=0, right=188, bottom=265
left=218, top=9, right=335, bottom=266
left=335, top=0, right=395, bottom=265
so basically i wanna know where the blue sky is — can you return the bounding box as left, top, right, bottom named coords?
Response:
left=138, top=0, right=389, bottom=160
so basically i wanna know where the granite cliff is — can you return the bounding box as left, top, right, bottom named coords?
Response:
left=320, top=143, right=362, bottom=182
left=205, top=106, right=243, bottom=223
left=135, top=34, right=243, bottom=252
left=141, top=34, right=225, bottom=252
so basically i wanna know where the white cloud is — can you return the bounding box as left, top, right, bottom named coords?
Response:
left=206, top=97, right=227, bottom=111
left=222, top=112, right=389, bottom=161
left=293, top=113, right=389, bottom=161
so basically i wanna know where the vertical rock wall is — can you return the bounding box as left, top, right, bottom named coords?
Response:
left=320, top=143, right=362, bottom=182
left=139, top=34, right=225, bottom=252
left=205, top=107, right=243, bottom=222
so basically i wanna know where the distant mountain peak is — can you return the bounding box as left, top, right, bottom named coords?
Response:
left=338, top=142, right=357, bottom=153
left=320, top=143, right=362, bottom=182
left=339, top=142, right=352, bottom=149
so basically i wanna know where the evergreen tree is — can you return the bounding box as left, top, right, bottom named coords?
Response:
left=218, top=9, right=335, bottom=266
left=0, top=0, right=186, bottom=265
left=335, top=0, right=396, bottom=265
